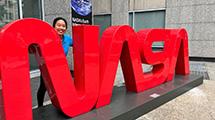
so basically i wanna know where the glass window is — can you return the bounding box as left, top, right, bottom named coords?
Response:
left=93, top=14, right=111, bottom=37
left=0, top=0, right=19, bottom=28
left=129, top=12, right=133, bottom=28
left=134, top=10, right=165, bottom=31
left=22, top=0, right=42, bottom=19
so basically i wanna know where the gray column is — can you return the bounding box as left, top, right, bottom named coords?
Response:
left=111, top=0, right=129, bottom=86
left=111, top=0, right=129, bottom=25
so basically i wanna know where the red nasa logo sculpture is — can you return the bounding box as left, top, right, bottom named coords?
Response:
left=0, top=18, right=189, bottom=120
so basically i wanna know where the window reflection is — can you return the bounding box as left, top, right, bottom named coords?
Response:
left=0, top=0, right=18, bottom=27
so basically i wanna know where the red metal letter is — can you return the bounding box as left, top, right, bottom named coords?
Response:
left=0, top=19, right=99, bottom=119
left=167, top=29, right=190, bottom=81
left=96, top=25, right=143, bottom=108
left=135, top=29, right=171, bottom=91
left=95, top=28, right=190, bottom=108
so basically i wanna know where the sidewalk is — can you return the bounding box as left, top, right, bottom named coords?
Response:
left=137, top=79, right=215, bottom=120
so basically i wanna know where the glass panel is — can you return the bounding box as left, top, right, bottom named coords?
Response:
left=135, top=10, right=165, bottom=31
left=22, top=0, right=42, bottom=19
left=93, top=14, right=111, bottom=37
left=0, top=0, right=19, bottom=28
left=129, top=12, right=133, bottom=28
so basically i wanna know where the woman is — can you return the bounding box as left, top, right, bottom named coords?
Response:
left=37, top=17, right=73, bottom=107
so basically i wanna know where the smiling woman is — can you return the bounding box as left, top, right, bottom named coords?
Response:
left=53, top=18, right=68, bottom=38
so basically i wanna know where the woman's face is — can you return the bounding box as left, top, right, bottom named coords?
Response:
left=54, top=20, right=67, bottom=37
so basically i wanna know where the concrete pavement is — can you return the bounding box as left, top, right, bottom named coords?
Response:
left=137, top=80, right=215, bottom=120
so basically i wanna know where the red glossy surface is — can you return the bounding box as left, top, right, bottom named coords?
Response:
left=0, top=18, right=190, bottom=119
left=0, top=19, right=99, bottom=119
left=96, top=25, right=142, bottom=107
left=133, top=29, right=171, bottom=92
left=96, top=28, right=190, bottom=108
left=167, top=29, right=190, bottom=81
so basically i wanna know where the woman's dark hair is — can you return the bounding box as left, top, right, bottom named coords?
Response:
left=52, top=17, right=68, bottom=29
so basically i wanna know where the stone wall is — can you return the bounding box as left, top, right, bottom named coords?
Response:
left=93, top=0, right=128, bottom=25
left=93, top=0, right=111, bottom=14
left=129, top=0, right=165, bottom=11
left=166, top=0, right=215, bottom=57
left=111, top=0, right=129, bottom=25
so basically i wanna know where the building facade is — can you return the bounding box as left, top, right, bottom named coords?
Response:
left=1, top=0, right=215, bottom=78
